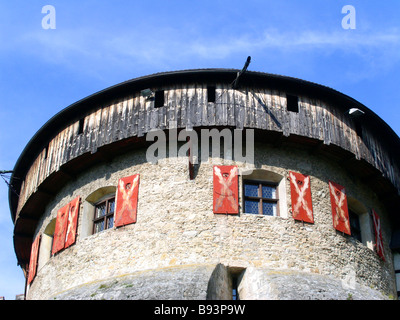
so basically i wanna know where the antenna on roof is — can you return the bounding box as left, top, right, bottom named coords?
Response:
left=1, top=170, right=19, bottom=197
left=232, top=56, right=251, bottom=89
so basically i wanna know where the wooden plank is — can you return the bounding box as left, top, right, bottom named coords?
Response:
left=271, top=90, right=282, bottom=132
left=131, top=96, right=139, bottom=137
left=98, top=106, right=107, bottom=148
left=159, top=92, right=167, bottom=131
left=137, top=98, right=144, bottom=137
left=260, top=89, right=269, bottom=130
left=280, top=91, right=290, bottom=137
left=186, top=85, right=195, bottom=129
left=194, top=84, right=203, bottom=127
left=181, top=85, right=188, bottom=129
left=314, top=102, right=323, bottom=141
left=54, top=127, right=65, bottom=170
left=149, top=102, right=158, bottom=130
left=91, top=108, right=102, bottom=153
left=253, top=89, right=261, bottom=129
left=192, top=84, right=201, bottom=127
left=214, top=86, right=223, bottom=126
left=115, top=101, right=124, bottom=141
left=175, top=85, right=182, bottom=128
left=263, top=88, right=272, bottom=131
left=221, top=84, right=228, bottom=126
left=145, top=93, right=152, bottom=133
left=234, top=88, right=245, bottom=129
left=120, top=98, right=129, bottom=140
left=322, top=102, right=332, bottom=145
left=62, top=122, right=75, bottom=164
left=202, top=84, right=209, bottom=126
left=227, top=87, right=235, bottom=126
left=167, top=88, right=177, bottom=129
left=309, top=98, right=319, bottom=140
left=247, top=89, right=255, bottom=128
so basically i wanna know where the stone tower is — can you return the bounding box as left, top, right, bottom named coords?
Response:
left=9, top=69, right=400, bottom=299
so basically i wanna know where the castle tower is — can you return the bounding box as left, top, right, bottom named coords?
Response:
left=9, top=69, right=400, bottom=299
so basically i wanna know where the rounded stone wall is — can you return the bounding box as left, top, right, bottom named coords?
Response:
left=26, top=142, right=395, bottom=300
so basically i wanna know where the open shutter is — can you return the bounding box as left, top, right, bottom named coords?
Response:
left=52, top=203, right=70, bottom=255
left=289, top=171, right=314, bottom=223
left=329, top=181, right=351, bottom=235
left=372, top=209, right=385, bottom=261
left=64, top=196, right=80, bottom=249
left=115, top=174, right=140, bottom=227
left=213, top=165, right=239, bottom=214
left=27, top=234, right=41, bottom=285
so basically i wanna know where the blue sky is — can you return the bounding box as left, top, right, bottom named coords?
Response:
left=0, top=1, right=399, bottom=299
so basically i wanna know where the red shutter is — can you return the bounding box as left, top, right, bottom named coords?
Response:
left=64, top=196, right=80, bottom=249
left=115, top=174, right=140, bottom=227
left=213, top=165, right=239, bottom=214
left=329, top=181, right=351, bottom=235
left=289, top=171, right=314, bottom=223
left=28, top=234, right=41, bottom=285
left=52, top=203, right=70, bottom=255
left=372, top=209, right=385, bottom=261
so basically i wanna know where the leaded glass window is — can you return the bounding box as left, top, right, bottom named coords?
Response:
left=93, top=197, right=115, bottom=234
left=243, top=180, right=278, bottom=216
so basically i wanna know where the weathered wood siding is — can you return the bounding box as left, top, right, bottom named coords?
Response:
left=15, top=84, right=400, bottom=217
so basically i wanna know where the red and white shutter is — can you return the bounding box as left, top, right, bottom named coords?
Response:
left=372, top=209, right=385, bottom=261
left=64, top=196, right=80, bottom=249
left=115, top=174, right=140, bottom=227
left=52, top=203, right=70, bottom=255
left=213, top=165, right=239, bottom=214
left=28, top=234, right=41, bottom=285
left=329, top=181, right=351, bottom=235
left=289, top=171, right=314, bottom=223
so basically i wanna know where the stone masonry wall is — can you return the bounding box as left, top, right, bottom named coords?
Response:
left=26, top=142, right=397, bottom=299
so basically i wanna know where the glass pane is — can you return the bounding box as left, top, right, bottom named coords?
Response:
left=94, top=220, right=104, bottom=233
left=108, top=199, right=115, bottom=214
left=262, top=185, right=276, bottom=199
left=107, top=215, right=114, bottom=229
left=245, top=200, right=259, bottom=214
left=244, top=184, right=259, bottom=197
left=262, top=202, right=277, bottom=216
left=95, top=203, right=106, bottom=218
left=232, top=288, right=238, bottom=300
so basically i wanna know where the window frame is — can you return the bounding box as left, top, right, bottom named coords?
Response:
left=92, top=196, right=115, bottom=234
left=349, top=209, right=362, bottom=242
left=243, top=179, right=279, bottom=216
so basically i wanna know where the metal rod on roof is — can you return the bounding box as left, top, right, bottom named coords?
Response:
left=232, top=56, right=251, bottom=89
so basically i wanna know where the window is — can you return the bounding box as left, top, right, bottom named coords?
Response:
left=232, top=275, right=239, bottom=300
left=93, top=197, right=115, bottom=234
left=241, top=169, right=288, bottom=218
left=349, top=209, right=362, bottom=242
left=286, top=94, right=299, bottom=113
left=243, top=180, right=278, bottom=216
left=44, top=144, right=49, bottom=159
left=78, top=118, right=84, bottom=134
left=82, top=186, right=117, bottom=238
left=207, top=86, right=216, bottom=103
left=346, top=197, right=376, bottom=250
left=354, top=121, right=363, bottom=139
left=154, top=90, right=165, bottom=108
left=38, top=218, right=56, bottom=269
